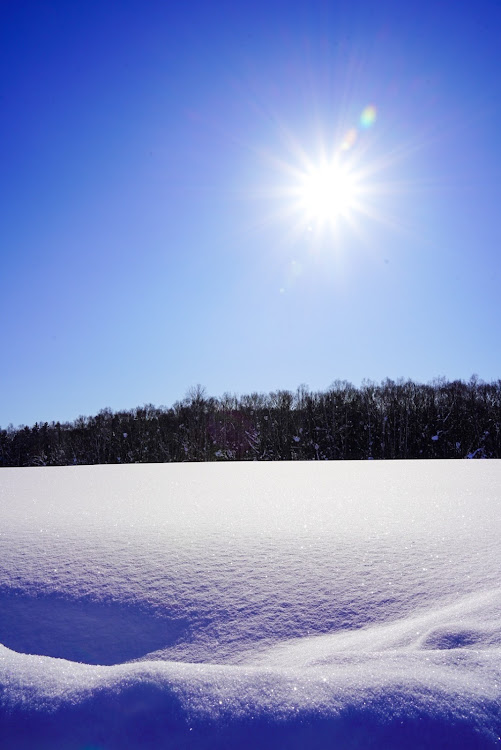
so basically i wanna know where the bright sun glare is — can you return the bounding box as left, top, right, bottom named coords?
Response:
left=299, top=160, right=358, bottom=225
left=266, top=105, right=383, bottom=240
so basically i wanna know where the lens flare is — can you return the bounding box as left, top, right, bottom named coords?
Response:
left=360, top=105, right=377, bottom=129
left=341, top=128, right=358, bottom=151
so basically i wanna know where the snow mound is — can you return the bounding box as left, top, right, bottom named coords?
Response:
left=0, top=461, right=500, bottom=748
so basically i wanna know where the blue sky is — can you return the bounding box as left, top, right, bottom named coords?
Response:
left=1, top=0, right=500, bottom=427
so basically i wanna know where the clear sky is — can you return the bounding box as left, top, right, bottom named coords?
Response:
left=1, top=0, right=500, bottom=428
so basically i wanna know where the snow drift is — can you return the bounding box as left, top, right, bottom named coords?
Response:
left=0, top=460, right=500, bottom=748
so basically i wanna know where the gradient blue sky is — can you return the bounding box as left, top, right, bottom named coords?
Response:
left=1, top=0, right=500, bottom=427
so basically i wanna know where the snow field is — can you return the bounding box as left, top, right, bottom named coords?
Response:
left=0, top=460, right=500, bottom=748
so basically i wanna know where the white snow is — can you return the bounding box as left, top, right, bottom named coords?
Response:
left=0, top=460, right=500, bottom=748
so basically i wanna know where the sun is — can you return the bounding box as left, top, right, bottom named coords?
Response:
left=248, top=104, right=395, bottom=249
left=298, top=158, right=358, bottom=226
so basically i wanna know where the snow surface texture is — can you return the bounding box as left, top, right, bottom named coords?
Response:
left=0, top=460, right=500, bottom=749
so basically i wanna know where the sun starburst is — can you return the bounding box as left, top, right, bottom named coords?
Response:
left=297, top=157, right=359, bottom=227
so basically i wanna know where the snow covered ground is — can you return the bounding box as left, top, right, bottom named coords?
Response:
left=0, top=460, right=500, bottom=749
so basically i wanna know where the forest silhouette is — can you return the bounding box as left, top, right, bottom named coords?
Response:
left=1, top=377, right=499, bottom=466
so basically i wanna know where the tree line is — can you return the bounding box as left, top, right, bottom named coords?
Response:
left=1, top=377, right=500, bottom=466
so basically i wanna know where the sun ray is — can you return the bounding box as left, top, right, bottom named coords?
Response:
left=222, top=93, right=441, bottom=272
